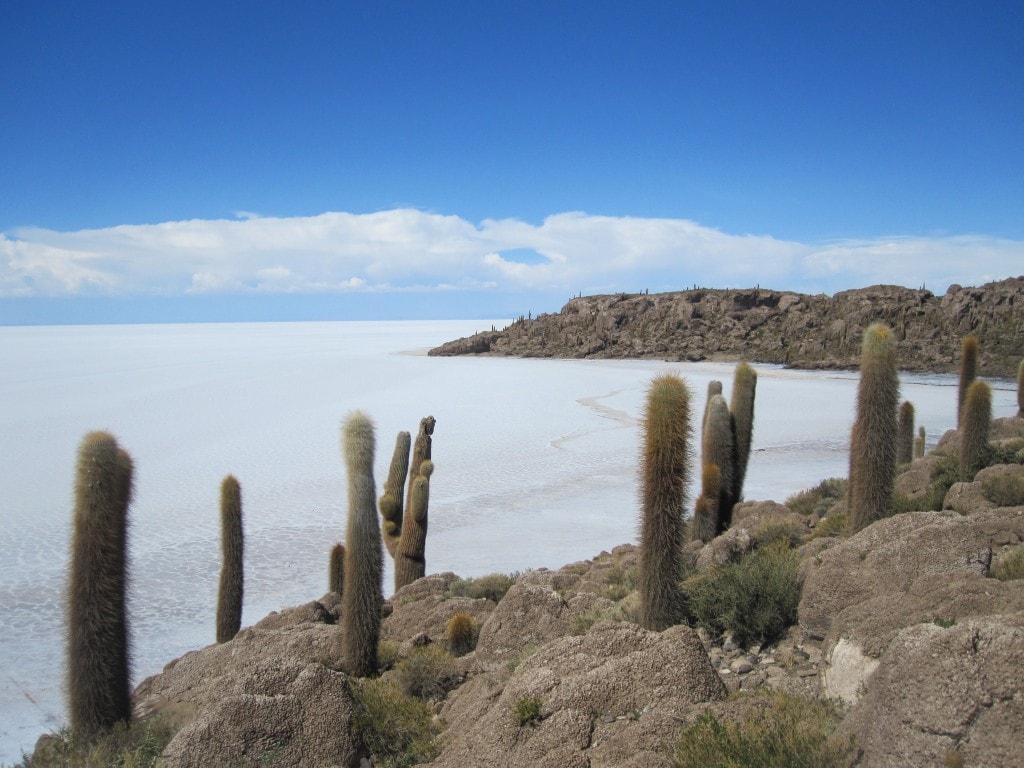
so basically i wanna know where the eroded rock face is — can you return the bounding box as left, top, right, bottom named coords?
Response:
left=429, top=278, right=1024, bottom=377
left=839, top=613, right=1024, bottom=768
left=433, top=621, right=727, bottom=768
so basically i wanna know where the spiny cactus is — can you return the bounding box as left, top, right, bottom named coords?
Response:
left=68, top=431, right=134, bottom=742
left=216, top=475, right=244, bottom=644
left=703, top=393, right=735, bottom=534
left=691, top=463, right=720, bottom=544
left=407, top=416, right=435, bottom=502
left=913, top=425, right=926, bottom=460
left=729, top=362, right=757, bottom=504
left=1017, top=359, right=1023, bottom=417
left=379, top=431, right=411, bottom=558
left=957, top=335, right=979, bottom=427
left=329, top=542, right=345, bottom=596
left=394, top=460, right=433, bottom=590
left=848, top=323, right=900, bottom=533
left=638, top=374, right=691, bottom=631
left=702, top=380, right=723, bottom=426
left=896, top=401, right=915, bottom=466
left=340, top=411, right=383, bottom=677
left=446, top=610, right=477, bottom=657
left=960, top=379, right=992, bottom=481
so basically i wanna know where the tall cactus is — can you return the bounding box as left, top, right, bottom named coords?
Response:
left=340, top=411, right=383, bottom=677
left=216, top=475, right=244, bottom=643
left=957, top=335, right=979, bottom=427
left=703, top=393, right=735, bottom=534
left=691, top=463, right=720, bottom=544
left=329, top=542, right=345, bottom=596
left=379, top=431, right=411, bottom=558
left=896, top=401, right=915, bottom=465
left=638, top=374, right=691, bottom=631
left=913, top=425, right=926, bottom=460
left=960, top=379, right=992, bottom=481
left=67, top=431, right=133, bottom=742
left=729, top=362, right=757, bottom=504
left=702, top=380, right=723, bottom=427
left=848, top=323, right=900, bottom=533
left=1017, top=359, right=1023, bottom=417
left=394, top=460, right=433, bottom=590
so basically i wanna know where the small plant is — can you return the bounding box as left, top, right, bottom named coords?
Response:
left=810, top=513, right=848, bottom=539
left=445, top=572, right=519, bottom=603
left=21, top=716, right=177, bottom=768
left=394, top=645, right=462, bottom=701
left=512, top=695, right=544, bottom=727
left=981, top=472, right=1024, bottom=507
left=786, top=478, right=847, bottom=517
left=349, top=677, right=441, bottom=768
left=933, top=616, right=957, bottom=628
left=682, top=542, right=800, bottom=648
left=672, top=691, right=855, bottom=768
left=377, top=639, right=401, bottom=672
left=445, top=611, right=478, bottom=656
left=750, top=519, right=805, bottom=549
left=943, top=749, right=966, bottom=768
left=991, top=545, right=1024, bottom=581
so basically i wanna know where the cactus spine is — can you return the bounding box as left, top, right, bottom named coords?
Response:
left=729, top=362, right=757, bottom=504
left=957, top=335, right=979, bottom=427
left=896, top=401, right=915, bottom=466
left=379, top=431, right=411, bottom=558
left=703, top=394, right=735, bottom=534
left=638, top=374, right=691, bottom=631
left=216, top=475, right=244, bottom=643
left=340, top=411, right=383, bottom=677
left=68, top=431, right=133, bottom=742
left=329, top=542, right=345, bottom=595
left=960, top=379, right=992, bottom=481
left=394, top=460, right=433, bottom=590
left=848, top=323, right=900, bottom=533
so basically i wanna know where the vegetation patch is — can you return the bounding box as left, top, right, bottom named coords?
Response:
left=350, top=677, right=441, bottom=768
left=511, top=695, right=544, bottom=727
left=16, top=716, right=177, bottom=768
left=991, top=545, right=1024, bottom=582
left=445, top=572, right=520, bottom=603
left=393, top=645, right=462, bottom=701
left=750, top=519, right=806, bottom=549
left=811, top=513, right=848, bottom=539
left=672, top=691, right=855, bottom=768
left=785, top=478, right=847, bottom=517
left=682, top=542, right=801, bottom=648
left=981, top=471, right=1024, bottom=507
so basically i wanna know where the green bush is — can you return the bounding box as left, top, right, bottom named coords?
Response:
left=393, top=645, right=462, bottom=701
left=811, top=513, right=848, bottom=539
left=350, top=677, right=441, bottom=768
left=673, top=691, right=854, bottom=768
left=682, top=542, right=801, bottom=648
left=750, top=519, right=806, bottom=549
left=785, top=478, right=847, bottom=517
left=16, top=716, right=176, bottom=768
left=445, top=572, right=519, bottom=603
left=981, top=472, right=1024, bottom=507
left=511, top=695, right=543, bottom=727
left=991, top=545, right=1024, bottom=581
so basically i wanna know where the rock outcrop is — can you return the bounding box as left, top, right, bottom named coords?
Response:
left=430, top=277, right=1024, bottom=377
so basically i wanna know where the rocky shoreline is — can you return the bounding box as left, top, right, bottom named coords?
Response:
left=429, top=277, right=1024, bottom=378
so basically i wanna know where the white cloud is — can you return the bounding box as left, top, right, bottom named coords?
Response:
left=2, top=211, right=1022, bottom=301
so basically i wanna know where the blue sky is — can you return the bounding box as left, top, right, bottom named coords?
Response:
left=2, top=1, right=1022, bottom=324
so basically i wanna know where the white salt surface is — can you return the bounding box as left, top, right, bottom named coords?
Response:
left=0, top=319, right=1017, bottom=761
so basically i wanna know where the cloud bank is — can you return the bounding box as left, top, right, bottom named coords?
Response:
left=2, top=210, right=1021, bottom=302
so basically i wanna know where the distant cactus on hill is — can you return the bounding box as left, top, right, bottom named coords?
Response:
left=216, top=475, right=244, bottom=644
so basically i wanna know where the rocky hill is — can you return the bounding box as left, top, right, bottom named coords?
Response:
left=429, top=277, right=1024, bottom=377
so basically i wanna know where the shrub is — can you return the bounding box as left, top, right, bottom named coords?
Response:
left=672, top=691, right=854, bottom=768
left=393, top=645, right=462, bottom=701
left=445, top=572, right=519, bottom=603
left=20, top=716, right=176, bottom=768
left=682, top=542, right=801, bottom=647
left=991, top=545, right=1024, bottom=581
left=811, top=514, right=848, bottom=539
left=512, top=695, right=543, bottom=727
left=445, top=611, right=478, bottom=656
left=750, top=519, right=806, bottom=549
left=785, top=478, right=847, bottom=517
left=981, top=472, right=1024, bottom=507
left=350, top=677, right=441, bottom=768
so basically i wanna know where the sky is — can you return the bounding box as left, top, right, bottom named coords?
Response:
left=2, top=1, right=1022, bottom=324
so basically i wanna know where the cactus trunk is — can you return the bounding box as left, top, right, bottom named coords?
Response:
left=729, top=362, right=757, bottom=504
left=691, top=463, right=721, bottom=544
left=379, top=431, right=411, bottom=558
left=896, top=401, right=915, bottom=465
left=960, top=380, right=992, bottom=481
left=329, top=542, right=345, bottom=596
left=394, top=460, right=433, bottom=590
left=957, top=335, right=979, bottom=427
left=216, top=475, right=244, bottom=643
left=703, top=394, right=735, bottom=534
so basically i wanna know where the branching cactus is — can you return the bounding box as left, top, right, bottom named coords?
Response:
left=68, top=431, right=134, bottom=742
left=329, top=542, right=345, bottom=596
left=730, top=362, right=757, bottom=504
left=960, top=380, right=992, bottom=481
left=340, top=411, right=383, bottom=677
left=703, top=394, right=735, bottom=534
left=897, top=401, right=915, bottom=466
left=394, top=460, right=433, bottom=590
left=379, top=431, right=411, bottom=558
left=848, top=323, right=900, bottom=533
left=958, top=335, right=979, bottom=427
left=216, top=475, right=244, bottom=643
left=691, top=463, right=721, bottom=544
left=638, top=374, right=691, bottom=631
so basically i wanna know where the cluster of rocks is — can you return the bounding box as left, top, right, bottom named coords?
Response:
left=429, top=277, right=1024, bottom=377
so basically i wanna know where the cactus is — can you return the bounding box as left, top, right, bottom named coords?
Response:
left=702, top=380, right=723, bottom=426
left=1017, top=359, right=1023, bottom=417
left=729, top=362, right=757, bottom=504
left=394, top=460, right=433, bottom=590
left=913, top=425, right=926, bottom=460
left=216, top=475, right=244, bottom=644
left=329, top=543, right=345, bottom=595
left=703, top=394, right=735, bottom=534
left=691, top=463, right=721, bottom=544
left=848, top=323, right=900, bottom=533
left=67, top=431, right=133, bottom=742
left=957, top=335, right=979, bottom=427
left=896, top=401, right=915, bottom=465
left=340, top=411, right=383, bottom=677
left=407, top=416, right=435, bottom=501
left=379, top=431, right=411, bottom=558
left=638, top=374, right=691, bottom=631
left=446, top=611, right=477, bottom=657
left=960, top=379, right=992, bottom=481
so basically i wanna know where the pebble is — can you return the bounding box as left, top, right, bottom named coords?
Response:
left=730, top=657, right=754, bottom=674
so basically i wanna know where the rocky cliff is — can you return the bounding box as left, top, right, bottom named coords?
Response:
left=430, top=277, right=1024, bottom=377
